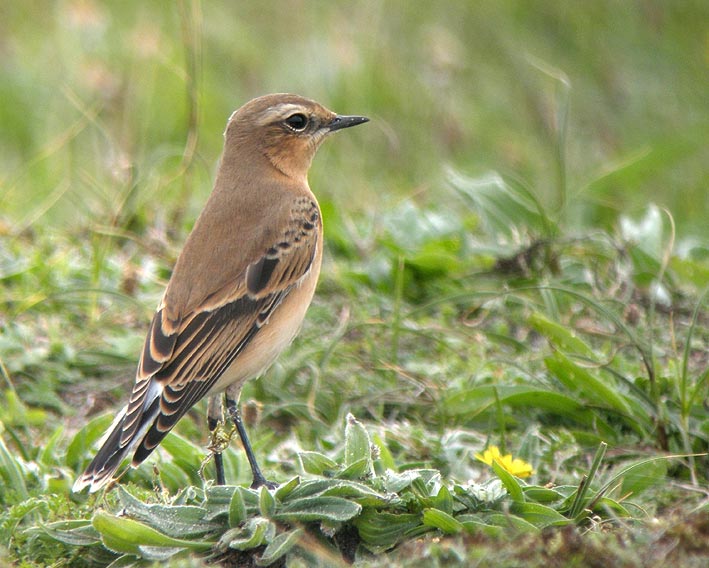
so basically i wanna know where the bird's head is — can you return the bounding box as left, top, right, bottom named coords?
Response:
left=224, top=94, right=368, bottom=181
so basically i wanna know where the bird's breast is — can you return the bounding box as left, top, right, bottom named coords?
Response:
left=208, top=247, right=322, bottom=395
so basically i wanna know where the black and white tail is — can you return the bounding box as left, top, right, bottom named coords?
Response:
left=72, top=399, right=161, bottom=493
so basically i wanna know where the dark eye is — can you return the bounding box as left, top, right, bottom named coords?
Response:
left=285, top=113, right=308, bottom=131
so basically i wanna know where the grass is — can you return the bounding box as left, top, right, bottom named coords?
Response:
left=1, top=1, right=708, bottom=566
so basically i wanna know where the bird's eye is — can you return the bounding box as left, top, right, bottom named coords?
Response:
left=285, top=113, right=308, bottom=131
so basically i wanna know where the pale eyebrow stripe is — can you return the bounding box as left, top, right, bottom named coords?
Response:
left=256, top=103, right=307, bottom=126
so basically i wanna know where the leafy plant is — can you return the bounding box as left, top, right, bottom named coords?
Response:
left=29, top=414, right=670, bottom=566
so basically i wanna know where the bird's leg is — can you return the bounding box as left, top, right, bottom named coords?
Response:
left=225, top=387, right=277, bottom=489
left=207, top=395, right=226, bottom=485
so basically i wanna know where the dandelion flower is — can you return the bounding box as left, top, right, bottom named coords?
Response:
left=475, top=445, right=534, bottom=478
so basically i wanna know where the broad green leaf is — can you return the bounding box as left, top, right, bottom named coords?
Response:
left=430, top=485, right=454, bottom=514
left=259, top=486, right=275, bottom=518
left=322, top=480, right=391, bottom=507
left=422, top=508, right=464, bottom=534
left=117, top=487, right=216, bottom=539
left=522, top=486, right=564, bottom=504
left=299, top=451, right=338, bottom=476
left=591, top=496, right=632, bottom=517
left=92, top=511, right=213, bottom=555
left=273, top=496, right=361, bottom=523
left=285, top=479, right=341, bottom=500
left=205, top=485, right=259, bottom=520
left=528, top=312, right=595, bottom=358
left=372, top=433, right=397, bottom=472
left=383, top=469, right=423, bottom=493
left=458, top=517, right=505, bottom=537
left=274, top=476, right=301, bottom=501
left=338, top=457, right=371, bottom=480
left=485, top=513, right=538, bottom=532
left=256, top=528, right=303, bottom=566
left=545, top=352, right=634, bottom=417
left=344, top=414, right=373, bottom=477
left=283, top=478, right=388, bottom=506
left=491, top=460, right=524, bottom=503
left=510, top=502, right=570, bottom=528
left=229, top=487, right=246, bottom=527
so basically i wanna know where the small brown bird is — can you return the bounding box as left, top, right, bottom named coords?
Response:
left=73, top=94, right=368, bottom=492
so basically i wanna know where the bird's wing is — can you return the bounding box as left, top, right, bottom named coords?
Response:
left=90, top=197, right=320, bottom=477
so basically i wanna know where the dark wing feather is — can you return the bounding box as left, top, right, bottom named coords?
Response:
left=132, top=291, right=287, bottom=462
left=74, top=198, right=320, bottom=492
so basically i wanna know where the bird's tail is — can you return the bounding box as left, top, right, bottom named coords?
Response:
left=72, top=401, right=159, bottom=493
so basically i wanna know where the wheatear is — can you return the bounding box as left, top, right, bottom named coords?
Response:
left=73, top=94, right=368, bottom=492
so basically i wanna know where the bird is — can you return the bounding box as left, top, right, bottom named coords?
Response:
left=73, top=93, right=368, bottom=493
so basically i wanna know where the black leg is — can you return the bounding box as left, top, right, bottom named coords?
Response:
left=208, top=415, right=226, bottom=485
left=207, top=395, right=226, bottom=485
left=225, top=394, right=277, bottom=489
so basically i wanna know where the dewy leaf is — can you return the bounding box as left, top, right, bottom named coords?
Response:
left=256, top=528, right=303, bottom=566
left=92, top=511, right=213, bottom=555
left=338, top=457, right=371, bottom=480
left=117, top=486, right=217, bottom=539
left=422, top=508, right=464, bottom=534
left=430, top=485, right=454, bottom=514
left=509, top=502, right=570, bottom=528
left=205, top=485, right=259, bottom=520
left=322, top=480, right=391, bottom=506
left=259, top=486, right=276, bottom=518
left=273, top=496, right=362, bottom=523
left=372, top=433, right=397, bottom=472
left=274, top=476, right=301, bottom=502
left=344, top=414, right=373, bottom=477
left=299, top=451, right=338, bottom=476
left=383, top=469, right=424, bottom=493
left=285, top=479, right=342, bottom=500
left=229, top=487, right=247, bottom=527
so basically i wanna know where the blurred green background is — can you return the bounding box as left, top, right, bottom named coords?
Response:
left=1, top=0, right=706, bottom=236
left=1, top=3, right=708, bottom=564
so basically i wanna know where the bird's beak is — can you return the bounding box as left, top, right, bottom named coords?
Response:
left=327, top=114, right=369, bottom=132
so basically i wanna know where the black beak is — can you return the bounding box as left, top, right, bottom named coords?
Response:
left=328, top=114, right=369, bottom=132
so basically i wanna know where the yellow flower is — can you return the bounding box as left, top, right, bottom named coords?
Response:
left=475, top=445, right=534, bottom=478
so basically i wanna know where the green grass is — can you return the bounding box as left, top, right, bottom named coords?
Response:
left=1, top=1, right=708, bottom=566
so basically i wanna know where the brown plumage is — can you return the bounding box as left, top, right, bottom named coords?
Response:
left=73, top=94, right=368, bottom=493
